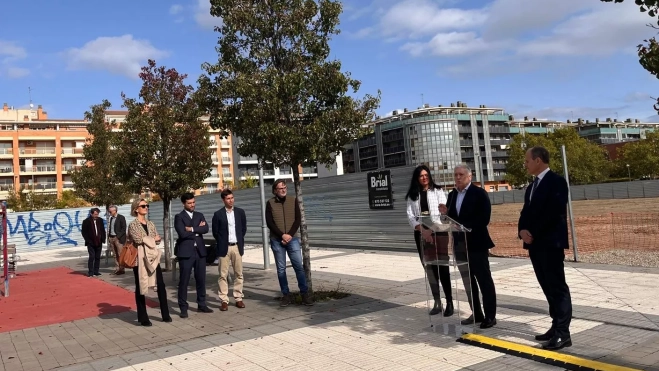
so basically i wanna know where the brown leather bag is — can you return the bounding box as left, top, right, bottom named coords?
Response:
left=119, top=241, right=138, bottom=268
left=422, top=234, right=449, bottom=262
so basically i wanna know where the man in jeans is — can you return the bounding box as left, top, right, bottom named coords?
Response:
left=265, top=179, right=313, bottom=306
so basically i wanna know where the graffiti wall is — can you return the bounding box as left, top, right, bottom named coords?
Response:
left=4, top=204, right=133, bottom=253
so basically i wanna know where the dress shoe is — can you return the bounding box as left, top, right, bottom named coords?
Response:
left=461, top=314, right=484, bottom=325
left=140, top=320, right=152, bottom=327
left=198, top=306, right=214, bottom=313
left=480, top=318, right=497, bottom=329
left=429, top=301, right=442, bottom=316
left=179, top=311, right=188, bottom=318
left=162, top=316, right=172, bottom=323
left=220, top=302, right=229, bottom=311
left=443, top=301, right=454, bottom=317
left=236, top=301, right=245, bottom=309
left=94, top=273, right=102, bottom=276
left=542, top=336, right=572, bottom=351
left=535, top=330, right=555, bottom=341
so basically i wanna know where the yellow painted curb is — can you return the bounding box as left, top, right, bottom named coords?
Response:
left=457, top=333, right=642, bottom=371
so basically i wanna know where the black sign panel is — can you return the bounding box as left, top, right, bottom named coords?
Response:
left=367, top=170, right=393, bottom=209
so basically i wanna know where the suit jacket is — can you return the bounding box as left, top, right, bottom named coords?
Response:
left=446, top=184, right=495, bottom=251
left=518, top=170, right=569, bottom=250
left=81, top=217, right=106, bottom=247
left=212, top=207, right=247, bottom=257
left=174, top=210, right=209, bottom=258
left=109, top=214, right=127, bottom=244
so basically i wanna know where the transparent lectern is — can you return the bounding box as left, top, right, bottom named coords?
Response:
left=418, top=212, right=475, bottom=337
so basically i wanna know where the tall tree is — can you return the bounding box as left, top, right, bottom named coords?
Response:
left=602, top=0, right=659, bottom=112
left=616, top=131, right=659, bottom=178
left=116, top=60, right=213, bottom=271
left=70, top=100, right=132, bottom=211
left=505, top=128, right=610, bottom=187
left=198, top=0, right=380, bottom=291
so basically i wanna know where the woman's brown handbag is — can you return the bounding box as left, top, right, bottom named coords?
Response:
left=422, top=234, right=450, bottom=263
left=119, top=241, right=138, bottom=268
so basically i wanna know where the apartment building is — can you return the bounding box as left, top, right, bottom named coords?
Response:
left=231, top=136, right=343, bottom=187
left=343, top=102, right=513, bottom=191
left=0, top=103, right=89, bottom=201
left=0, top=103, right=234, bottom=202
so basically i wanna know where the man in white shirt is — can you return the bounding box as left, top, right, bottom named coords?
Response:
left=212, top=189, right=247, bottom=311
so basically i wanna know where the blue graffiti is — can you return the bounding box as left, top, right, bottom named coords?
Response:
left=7, top=211, right=85, bottom=246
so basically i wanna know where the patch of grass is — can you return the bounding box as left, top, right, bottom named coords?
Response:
left=278, top=280, right=352, bottom=304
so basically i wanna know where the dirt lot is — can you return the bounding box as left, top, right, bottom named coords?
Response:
left=488, top=198, right=659, bottom=258
left=491, top=197, right=658, bottom=223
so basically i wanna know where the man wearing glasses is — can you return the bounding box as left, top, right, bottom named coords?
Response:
left=265, top=179, right=313, bottom=307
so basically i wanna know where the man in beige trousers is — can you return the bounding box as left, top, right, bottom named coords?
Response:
left=211, top=189, right=247, bottom=311
left=107, top=205, right=127, bottom=275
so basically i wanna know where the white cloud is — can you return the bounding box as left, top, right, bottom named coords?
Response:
left=356, top=0, right=486, bottom=41
left=0, top=40, right=29, bottom=79
left=63, top=35, right=169, bottom=79
left=354, top=0, right=654, bottom=74
left=195, top=0, right=223, bottom=29
left=169, top=4, right=183, bottom=15
left=6, top=67, right=29, bottom=78
left=0, top=40, right=27, bottom=61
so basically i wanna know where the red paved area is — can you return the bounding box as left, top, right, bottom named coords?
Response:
left=0, top=267, right=156, bottom=333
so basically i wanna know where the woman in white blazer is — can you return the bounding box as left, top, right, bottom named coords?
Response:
left=405, top=164, right=454, bottom=316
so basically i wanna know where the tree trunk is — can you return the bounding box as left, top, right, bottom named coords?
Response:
left=292, top=165, right=312, bottom=293
left=163, top=197, right=172, bottom=271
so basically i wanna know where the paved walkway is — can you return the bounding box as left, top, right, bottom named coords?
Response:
left=2, top=245, right=659, bottom=370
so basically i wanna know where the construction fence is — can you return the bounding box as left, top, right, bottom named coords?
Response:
left=488, top=179, right=659, bottom=204
left=148, top=165, right=659, bottom=262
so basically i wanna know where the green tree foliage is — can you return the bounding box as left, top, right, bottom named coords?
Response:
left=7, top=189, right=87, bottom=212
left=198, top=0, right=381, bottom=291
left=615, top=131, right=659, bottom=179
left=115, top=60, right=213, bottom=271
left=505, top=128, right=611, bottom=187
left=70, top=100, right=132, bottom=211
left=238, top=172, right=259, bottom=189
left=602, top=0, right=659, bottom=111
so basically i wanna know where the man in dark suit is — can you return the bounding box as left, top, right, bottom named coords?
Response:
left=81, top=208, right=106, bottom=277
left=518, top=146, right=572, bottom=351
left=212, top=189, right=247, bottom=311
left=107, top=205, right=127, bottom=275
left=174, top=192, right=213, bottom=317
left=440, top=164, right=497, bottom=329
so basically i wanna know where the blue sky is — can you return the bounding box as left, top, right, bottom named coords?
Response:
left=1, top=0, right=658, bottom=121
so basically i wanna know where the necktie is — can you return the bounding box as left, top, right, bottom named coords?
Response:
left=530, top=177, right=540, bottom=199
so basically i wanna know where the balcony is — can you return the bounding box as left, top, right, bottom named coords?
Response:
left=221, top=156, right=231, bottom=163
left=0, top=148, right=13, bottom=157
left=220, top=141, right=231, bottom=148
left=63, top=181, right=74, bottom=189
left=0, top=166, right=14, bottom=174
left=0, top=184, right=13, bottom=193
left=62, top=164, right=81, bottom=172
left=21, top=182, right=57, bottom=192
left=238, top=156, right=258, bottom=163
left=211, top=156, right=219, bottom=164
left=209, top=140, right=218, bottom=148
left=20, top=165, right=57, bottom=173
left=20, top=148, right=56, bottom=156
left=61, top=148, right=84, bottom=156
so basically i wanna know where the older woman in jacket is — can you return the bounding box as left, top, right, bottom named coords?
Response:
left=128, top=198, right=171, bottom=326
left=406, top=164, right=454, bottom=317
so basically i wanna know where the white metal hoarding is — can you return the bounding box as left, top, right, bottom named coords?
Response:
left=4, top=204, right=133, bottom=253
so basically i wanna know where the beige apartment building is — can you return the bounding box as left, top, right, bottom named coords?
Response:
left=0, top=103, right=234, bottom=202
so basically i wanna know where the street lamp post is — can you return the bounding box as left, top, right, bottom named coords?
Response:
left=626, top=164, right=631, bottom=182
